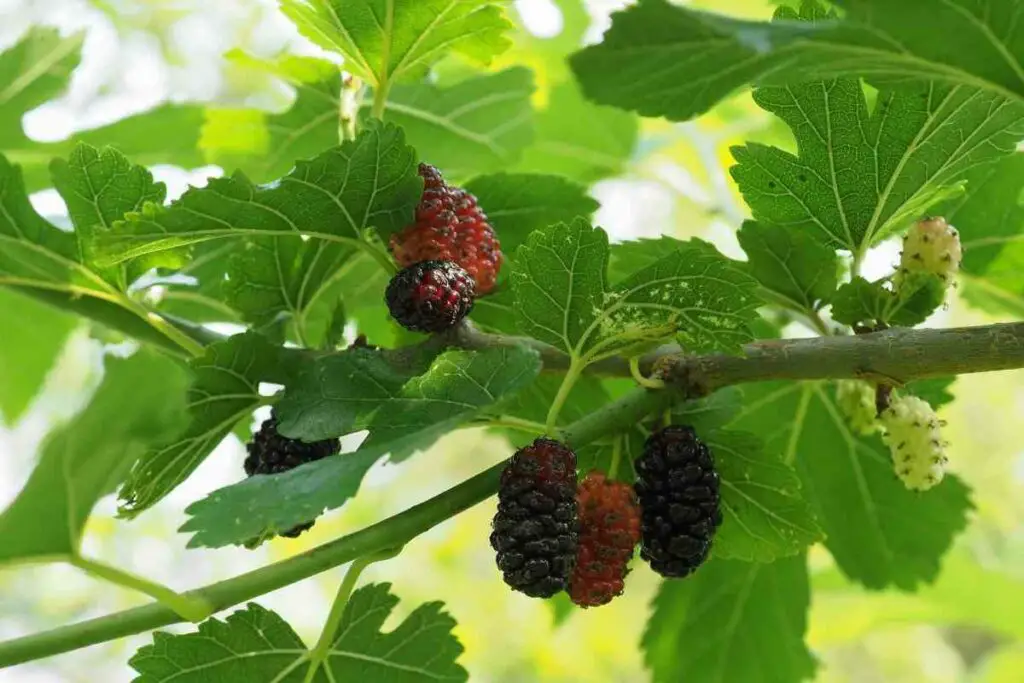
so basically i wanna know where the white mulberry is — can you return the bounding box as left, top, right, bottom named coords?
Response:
left=879, top=395, right=948, bottom=492
left=835, top=380, right=878, bottom=435
left=897, top=216, right=962, bottom=285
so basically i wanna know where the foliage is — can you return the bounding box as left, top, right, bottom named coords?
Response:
left=1, top=0, right=1023, bottom=681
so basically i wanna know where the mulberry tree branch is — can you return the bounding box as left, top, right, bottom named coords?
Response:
left=2, top=321, right=1023, bottom=668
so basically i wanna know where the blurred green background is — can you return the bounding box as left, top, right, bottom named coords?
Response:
left=1, top=0, right=1023, bottom=681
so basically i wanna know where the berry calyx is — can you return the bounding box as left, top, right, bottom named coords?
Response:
left=385, top=260, right=475, bottom=333
left=835, top=379, right=879, bottom=435
left=879, top=395, right=948, bottom=491
left=569, top=471, right=641, bottom=608
left=242, top=415, right=341, bottom=545
left=897, top=216, right=962, bottom=286
left=490, top=438, right=579, bottom=598
left=389, top=163, right=502, bottom=294
left=634, top=426, right=722, bottom=578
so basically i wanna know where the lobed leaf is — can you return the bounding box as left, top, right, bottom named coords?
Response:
left=118, top=333, right=297, bottom=518
left=0, top=351, right=189, bottom=563
left=182, top=346, right=540, bottom=547
left=731, top=381, right=973, bottom=590
left=129, top=585, right=467, bottom=682
left=570, top=0, right=1024, bottom=121
left=642, top=555, right=816, bottom=683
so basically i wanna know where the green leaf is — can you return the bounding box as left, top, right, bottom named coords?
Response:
left=0, top=289, right=76, bottom=425
left=200, top=54, right=343, bottom=184
left=0, top=351, right=189, bottom=564
left=609, top=240, right=760, bottom=356
left=707, top=430, right=822, bottom=562
left=0, top=31, right=205, bottom=190
left=514, top=222, right=759, bottom=361
left=732, top=78, right=1024, bottom=253
left=944, top=154, right=1024, bottom=316
left=830, top=275, right=945, bottom=328
left=731, top=382, right=973, bottom=590
left=183, top=346, right=540, bottom=548
left=50, top=143, right=174, bottom=287
left=0, top=29, right=82, bottom=148
left=118, top=333, right=295, bottom=518
left=737, top=221, right=838, bottom=313
left=512, top=219, right=608, bottom=354
left=607, top=236, right=686, bottom=284
left=98, top=121, right=420, bottom=264
left=516, top=79, right=638, bottom=184
left=129, top=585, right=467, bottom=682
left=370, top=68, right=536, bottom=180
left=569, top=0, right=1024, bottom=121
left=463, top=173, right=599, bottom=254
left=642, top=555, right=816, bottom=683
left=282, top=0, right=511, bottom=87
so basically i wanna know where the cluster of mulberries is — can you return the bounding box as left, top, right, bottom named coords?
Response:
left=491, top=427, right=723, bottom=606
left=385, top=163, right=503, bottom=333
left=879, top=395, right=949, bottom=491
left=242, top=415, right=340, bottom=546
left=835, top=379, right=879, bottom=435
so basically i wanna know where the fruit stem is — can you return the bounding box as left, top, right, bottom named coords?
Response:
left=359, top=240, right=398, bottom=275
left=629, top=356, right=666, bottom=389
left=545, top=357, right=585, bottom=433
left=608, top=436, right=623, bottom=480
left=303, top=547, right=402, bottom=682
left=69, top=555, right=212, bottom=623
left=480, top=415, right=549, bottom=435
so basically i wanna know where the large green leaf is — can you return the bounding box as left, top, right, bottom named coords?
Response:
left=0, top=288, right=76, bottom=425
left=118, top=333, right=296, bottom=518
left=731, top=382, right=973, bottom=590
left=642, top=555, right=816, bottom=683
left=182, top=346, right=540, bottom=548
left=516, top=79, right=638, bottom=184
left=369, top=68, right=536, bottom=180
left=706, top=430, right=822, bottom=562
left=281, top=0, right=511, bottom=87
left=732, top=76, right=1024, bottom=254
left=0, top=351, right=189, bottom=564
left=737, top=221, right=838, bottom=314
left=513, top=222, right=758, bottom=361
left=129, top=585, right=467, bottom=682
left=944, top=153, right=1024, bottom=316
left=569, top=0, right=1024, bottom=121
left=97, top=122, right=420, bottom=264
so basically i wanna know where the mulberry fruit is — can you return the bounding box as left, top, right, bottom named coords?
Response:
left=389, top=163, right=502, bottom=294
left=243, top=415, right=340, bottom=544
left=385, top=260, right=475, bottom=332
left=569, top=472, right=641, bottom=608
left=490, top=438, right=579, bottom=598
left=634, top=426, right=722, bottom=578
left=879, top=395, right=948, bottom=491
left=835, top=379, right=879, bottom=435
left=897, top=216, right=962, bottom=285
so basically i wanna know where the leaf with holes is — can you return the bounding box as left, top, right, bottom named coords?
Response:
left=282, top=0, right=511, bottom=87
left=730, top=381, right=973, bottom=589
left=129, top=585, right=467, bottom=682
left=642, top=555, right=816, bottom=683
left=118, top=333, right=297, bottom=518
